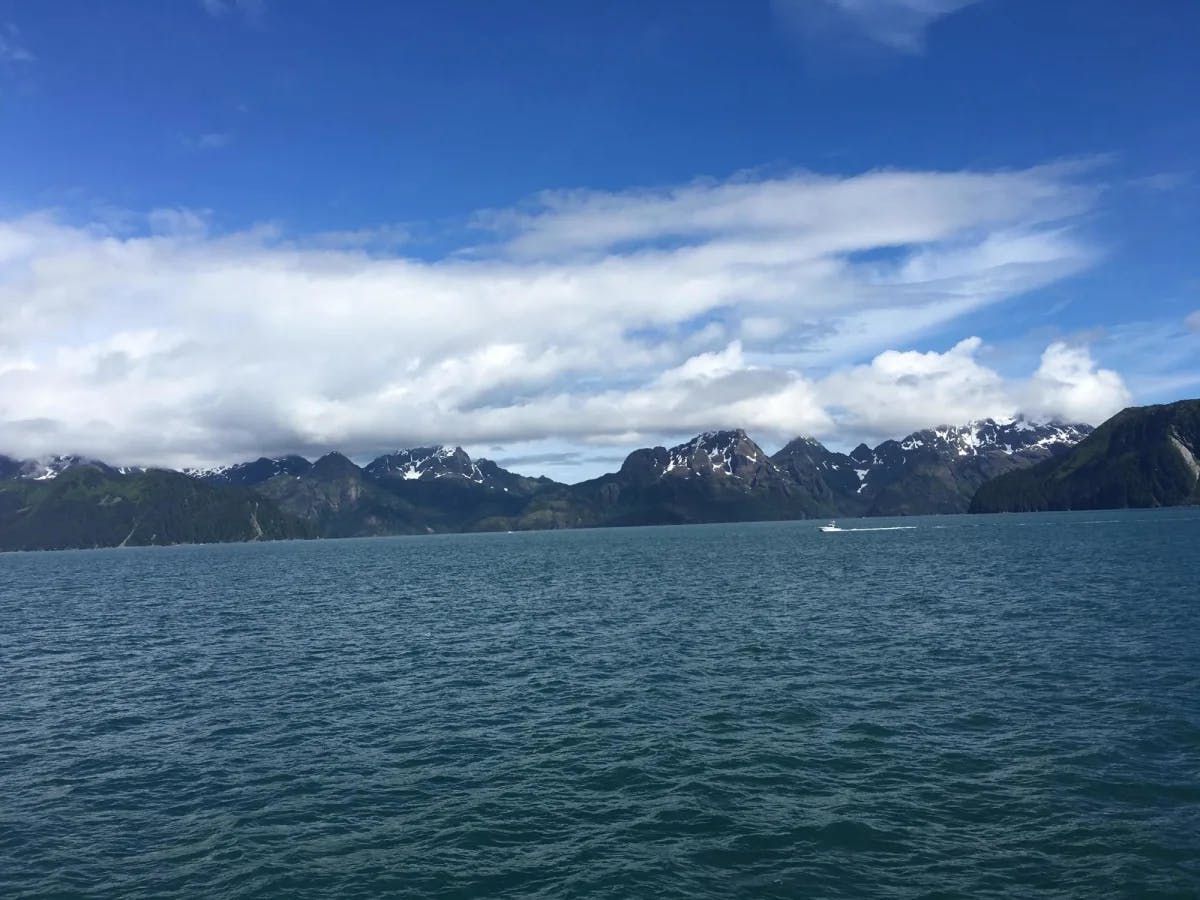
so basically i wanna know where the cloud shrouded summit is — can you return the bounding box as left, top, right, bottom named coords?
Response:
left=0, top=164, right=1129, bottom=474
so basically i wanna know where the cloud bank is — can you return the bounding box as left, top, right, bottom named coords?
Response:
left=0, top=164, right=1130, bottom=474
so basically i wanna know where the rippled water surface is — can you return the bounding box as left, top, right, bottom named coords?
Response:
left=3, top=510, right=1199, bottom=898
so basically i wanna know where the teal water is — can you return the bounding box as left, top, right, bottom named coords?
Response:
left=2, top=510, right=1198, bottom=898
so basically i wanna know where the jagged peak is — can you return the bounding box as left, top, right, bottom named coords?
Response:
left=657, top=429, right=773, bottom=479
left=896, top=418, right=1092, bottom=457
left=776, top=434, right=833, bottom=456
left=311, top=450, right=360, bottom=473
left=365, top=444, right=484, bottom=483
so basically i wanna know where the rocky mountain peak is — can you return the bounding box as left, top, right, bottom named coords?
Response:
left=186, top=455, right=312, bottom=486
left=364, top=445, right=484, bottom=483
left=615, top=429, right=779, bottom=483
left=849, top=443, right=873, bottom=465
left=896, top=418, right=1093, bottom=458
left=309, top=451, right=362, bottom=480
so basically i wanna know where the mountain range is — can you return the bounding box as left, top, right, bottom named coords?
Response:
left=970, top=399, right=1200, bottom=512
left=1, top=417, right=1097, bottom=550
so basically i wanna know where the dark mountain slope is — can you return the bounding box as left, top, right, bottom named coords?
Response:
left=852, top=421, right=1091, bottom=515
left=970, top=400, right=1200, bottom=512
left=0, top=465, right=312, bottom=551
left=768, top=420, right=1091, bottom=516
left=251, top=449, right=557, bottom=536
left=187, top=455, right=312, bottom=486
left=254, top=452, right=428, bottom=537
left=770, top=436, right=864, bottom=514
left=515, top=430, right=835, bottom=529
left=365, top=445, right=555, bottom=496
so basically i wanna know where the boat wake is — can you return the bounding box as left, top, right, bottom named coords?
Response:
left=831, top=525, right=916, bottom=532
left=820, top=522, right=917, bottom=532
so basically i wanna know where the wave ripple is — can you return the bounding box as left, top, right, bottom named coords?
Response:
left=2, top=511, right=1199, bottom=898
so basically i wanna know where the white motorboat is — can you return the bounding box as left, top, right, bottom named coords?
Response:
left=819, top=521, right=843, bottom=532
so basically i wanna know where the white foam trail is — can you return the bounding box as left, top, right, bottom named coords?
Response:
left=832, top=526, right=917, bottom=532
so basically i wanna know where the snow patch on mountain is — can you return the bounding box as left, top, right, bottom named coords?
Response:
left=896, top=419, right=1091, bottom=458
left=661, top=430, right=774, bottom=479
left=365, top=446, right=486, bottom=483
left=19, top=455, right=96, bottom=480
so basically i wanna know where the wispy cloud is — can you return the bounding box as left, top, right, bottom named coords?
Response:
left=774, top=0, right=983, bottom=55
left=0, top=162, right=1125, bottom=470
left=200, top=0, right=265, bottom=19
left=0, top=23, right=35, bottom=63
left=183, top=132, right=233, bottom=151
left=1130, top=171, right=1193, bottom=193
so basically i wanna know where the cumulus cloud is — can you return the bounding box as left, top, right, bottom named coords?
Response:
left=819, top=337, right=1011, bottom=439
left=1022, top=342, right=1131, bottom=423
left=774, top=0, right=982, bottom=54
left=0, top=163, right=1116, bottom=472
left=819, top=338, right=1131, bottom=446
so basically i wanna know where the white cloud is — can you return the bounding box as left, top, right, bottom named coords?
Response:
left=819, top=337, right=1011, bottom=440
left=818, top=337, right=1131, bottom=446
left=480, top=164, right=1093, bottom=259
left=1022, top=342, right=1131, bottom=423
left=0, top=163, right=1118, bottom=472
left=1186, top=310, right=1200, bottom=333
left=774, top=0, right=982, bottom=54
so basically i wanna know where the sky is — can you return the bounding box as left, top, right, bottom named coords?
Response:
left=0, top=0, right=1198, bottom=481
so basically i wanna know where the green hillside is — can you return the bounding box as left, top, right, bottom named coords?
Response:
left=0, top=466, right=313, bottom=551
left=970, top=400, right=1200, bottom=513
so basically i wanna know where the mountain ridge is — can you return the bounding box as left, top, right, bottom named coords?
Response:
left=0, top=415, right=1112, bottom=549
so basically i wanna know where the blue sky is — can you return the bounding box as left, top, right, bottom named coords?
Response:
left=0, top=0, right=1197, bottom=479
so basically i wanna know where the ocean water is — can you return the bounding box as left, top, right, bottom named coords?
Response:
left=2, top=510, right=1198, bottom=899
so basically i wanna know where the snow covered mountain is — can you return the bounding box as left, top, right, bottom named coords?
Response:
left=891, top=419, right=1093, bottom=458
left=545, top=429, right=827, bottom=527
left=186, top=455, right=312, bottom=487
left=363, top=445, right=557, bottom=496
left=0, top=454, right=118, bottom=481
left=829, top=418, right=1094, bottom=515
left=364, top=446, right=485, bottom=483
left=618, top=429, right=787, bottom=484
